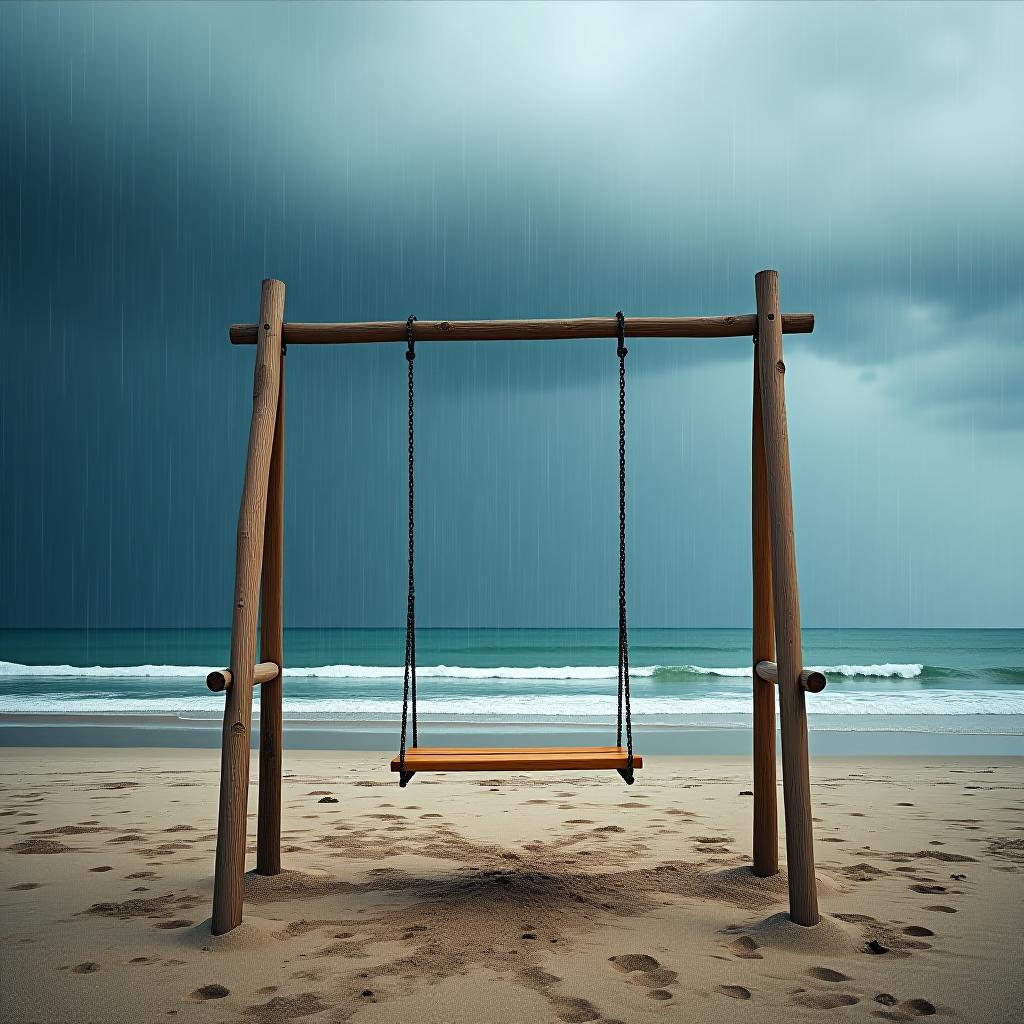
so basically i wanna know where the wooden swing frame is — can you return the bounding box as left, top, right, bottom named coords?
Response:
left=207, top=269, right=824, bottom=935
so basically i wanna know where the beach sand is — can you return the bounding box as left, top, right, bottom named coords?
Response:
left=1, top=749, right=1021, bottom=1023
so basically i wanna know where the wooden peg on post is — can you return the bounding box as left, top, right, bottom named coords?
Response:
left=751, top=337, right=778, bottom=878
left=755, top=269, right=819, bottom=926
left=212, top=278, right=285, bottom=936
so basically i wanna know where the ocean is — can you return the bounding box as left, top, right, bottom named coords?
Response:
left=1, top=628, right=1022, bottom=755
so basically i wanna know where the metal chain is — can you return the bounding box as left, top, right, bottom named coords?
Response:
left=397, top=311, right=633, bottom=782
left=399, top=315, right=417, bottom=777
left=615, top=312, right=633, bottom=776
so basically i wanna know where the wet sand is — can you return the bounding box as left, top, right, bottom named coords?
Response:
left=1, top=749, right=1022, bottom=1023
left=2, top=714, right=1020, bottom=756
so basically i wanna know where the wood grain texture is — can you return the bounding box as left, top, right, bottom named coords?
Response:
left=756, top=269, right=819, bottom=927
left=257, top=348, right=285, bottom=877
left=206, top=662, right=279, bottom=692
left=755, top=660, right=827, bottom=694
left=751, top=339, right=778, bottom=878
left=229, top=313, right=814, bottom=346
left=390, top=747, right=644, bottom=773
left=212, top=278, right=285, bottom=936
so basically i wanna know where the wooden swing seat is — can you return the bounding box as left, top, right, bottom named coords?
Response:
left=389, top=746, right=643, bottom=774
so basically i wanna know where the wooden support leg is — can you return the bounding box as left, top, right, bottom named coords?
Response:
left=755, top=269, right=819, bottom=926
left=257, top=344, right=285, bottom=876
left=752, top=338, right=778, bottom=878
left=212, top=279, right=286, bottom=935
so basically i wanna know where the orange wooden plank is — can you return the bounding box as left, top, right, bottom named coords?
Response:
left=397, top=749, right=622, bottom=757
left=389, top=747, right=643, bottom=773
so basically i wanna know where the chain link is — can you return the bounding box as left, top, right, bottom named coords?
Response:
left=615, top=312, right=633, bottom=776
left=400, top=315, right=417, bottom=777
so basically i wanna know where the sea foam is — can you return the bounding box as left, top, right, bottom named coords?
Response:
left=0, top=660, right=926, bottom=681
left=1, top=690, right=1022, bottom=717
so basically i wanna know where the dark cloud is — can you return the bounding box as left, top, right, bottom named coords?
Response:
left=0, top=2, right=1021, bottom=628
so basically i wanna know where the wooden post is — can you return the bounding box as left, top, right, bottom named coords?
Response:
left=755, top=269, right=819, bottom=926
left=751, top=340, right=778, bottom=878
left=212, top=278, right=285, bottom=935
left=257, top=341, right=285, bottom=876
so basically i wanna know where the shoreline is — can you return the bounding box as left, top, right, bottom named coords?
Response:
left=2, top=712, right=1021, bottom=755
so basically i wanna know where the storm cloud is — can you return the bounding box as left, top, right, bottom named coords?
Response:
left=1, top=1, right=1021, bottom=629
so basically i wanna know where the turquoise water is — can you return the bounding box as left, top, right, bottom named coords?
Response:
left=1, top=628, right=1022, bottom=737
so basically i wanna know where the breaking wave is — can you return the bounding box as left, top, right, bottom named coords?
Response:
left=0, top=660, right=931, bottom=681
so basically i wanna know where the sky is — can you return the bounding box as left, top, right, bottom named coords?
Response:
left=0, top=1, right=1021, bottom=629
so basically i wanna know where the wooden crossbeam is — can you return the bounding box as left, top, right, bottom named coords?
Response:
left=229, top=313, right=814, bottom=346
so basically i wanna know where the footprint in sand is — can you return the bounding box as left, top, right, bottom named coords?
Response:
left=609, top=955, right=677, bottom=997
left=717, top=985, right=752, bottom=1000
left=89, top=866, right=113, bottom=872
left=244, top=993, right=329, bottom=1022
left=190, top=984, right=229, bottom=1000
left=807, top=967, right=850, bottom=982
left=903, top=926, right=935, bottom=937
left=71, top=962, right=100, bottom=974
left=154, top=919, right=193, bottom=929
left=792, top=992, right=859, bottom=1009
left=8, top=882, right=43, bottom=891
left=910, top=884, right=947, bottom=894
left=549, top=996, right=602, bottom=1023
left=896, top=998, right=937, bottom=1016
left=609, top=954, right=660, bottom=973
left=10, top=839, right=73, bottom=854
left=727, top=935, right=763, bottom=959
left=923, top=905, right=957, bottom=913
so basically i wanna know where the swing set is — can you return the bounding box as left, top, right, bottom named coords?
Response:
left=207, top=270, right=826, bottom=937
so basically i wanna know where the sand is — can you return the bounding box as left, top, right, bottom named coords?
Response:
left=1, top=749, right=1022, bottom=1023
